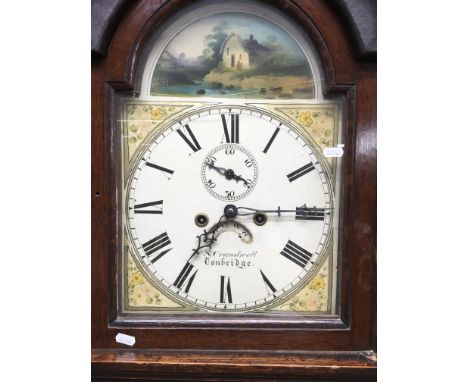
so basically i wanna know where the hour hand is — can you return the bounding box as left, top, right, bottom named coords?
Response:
left=189, top=214, right=227, bottom=260
left=229, top=171, right=251, bottom=187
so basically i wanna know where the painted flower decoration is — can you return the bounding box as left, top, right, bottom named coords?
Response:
left=131, top=271, right=144, bottom=285
left=310, top=275, right=325, bottom=290
left=151, top=107, right=166, bottom=120
left=298, top=111, right=313, bottom=126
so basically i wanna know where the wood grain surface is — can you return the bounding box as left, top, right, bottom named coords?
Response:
left=92, top=349, right=377, bottom=381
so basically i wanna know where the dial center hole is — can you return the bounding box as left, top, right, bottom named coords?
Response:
left=224, top=204, right=238, bottom=218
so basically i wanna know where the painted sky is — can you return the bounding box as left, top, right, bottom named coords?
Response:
left=165, top=13, right=305, bottom=60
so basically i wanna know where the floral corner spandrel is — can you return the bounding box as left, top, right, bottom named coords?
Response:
left=126, top=104, right=190, bottom=160
left=277, top=107, right=337, bottom=160
left=127, top=253, right=182, bottom=308
left=271, top=260, right=329, bottom=312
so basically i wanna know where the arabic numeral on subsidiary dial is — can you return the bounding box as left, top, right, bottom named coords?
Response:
left=225, top=146, right=236, bottom=155
left=207, top=179, right=216, bottom=188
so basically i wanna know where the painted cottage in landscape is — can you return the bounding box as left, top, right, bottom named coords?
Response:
left=220, top=33, right=269, bottom=70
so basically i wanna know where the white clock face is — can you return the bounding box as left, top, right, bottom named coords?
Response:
left=126, top=106, right=333, bottom=311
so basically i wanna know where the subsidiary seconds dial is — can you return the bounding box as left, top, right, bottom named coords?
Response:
left=201, top=143, right=258, bottom=201
left=126, top=106, right=334, bottom=312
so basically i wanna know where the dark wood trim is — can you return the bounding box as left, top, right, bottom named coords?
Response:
left=91, top=0, right=377, bottom=60
left=351, top=62, right=377, bottom=349
left=106, top=82, right=120, bottom=325
left=92, top=349, right=377, bottom=381
left=329, top=0, right=377, bottom=60
left=92, top=0, right=134, bottom=59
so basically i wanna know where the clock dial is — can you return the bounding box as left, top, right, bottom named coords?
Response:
left=201, top=143, right=258, bottom=201
left=126, top=106, right=333, bottom=311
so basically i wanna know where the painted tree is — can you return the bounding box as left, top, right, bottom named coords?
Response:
left=199, top=21, right=229, bottom=70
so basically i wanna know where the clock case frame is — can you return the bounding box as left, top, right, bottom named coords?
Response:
left=91, top=0, right=376, bottom=380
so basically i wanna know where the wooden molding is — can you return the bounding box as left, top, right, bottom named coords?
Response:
left=91, top=0, right=377, bottom=60
left=92, top=349, right=377, bottom=381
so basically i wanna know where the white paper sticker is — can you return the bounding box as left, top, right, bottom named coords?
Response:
left=115, top=333, right=136, bottom=346
left=323, top=144, right=344, bottom=158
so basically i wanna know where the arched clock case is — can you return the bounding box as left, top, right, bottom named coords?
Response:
left=91, top=0, right=376, bottom=380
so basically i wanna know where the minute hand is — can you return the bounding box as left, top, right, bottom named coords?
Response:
left=236, top=206, right=333, bottom=219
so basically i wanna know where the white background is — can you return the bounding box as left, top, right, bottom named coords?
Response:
left=0, top=1, right=467, bottom=380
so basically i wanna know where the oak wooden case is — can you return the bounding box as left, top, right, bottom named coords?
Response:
left=91, top=0, right=376, bottom=380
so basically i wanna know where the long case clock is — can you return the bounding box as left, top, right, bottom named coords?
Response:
left=92, top=0, right=376, bottom=380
